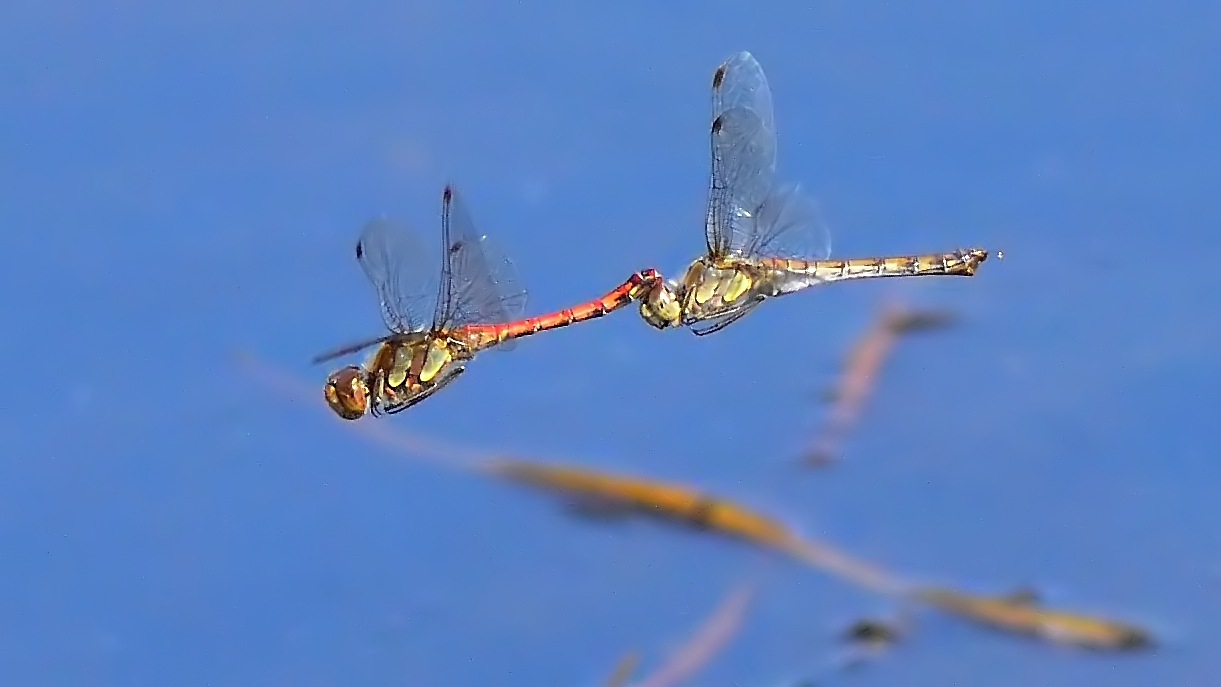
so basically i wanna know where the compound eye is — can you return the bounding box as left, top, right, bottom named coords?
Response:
left=323, top=367, right=368, bottom=420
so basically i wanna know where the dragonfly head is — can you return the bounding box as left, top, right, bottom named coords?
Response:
left=637, top=278, right=683, bottom=330
left=323, top=366, right=370, bottom=420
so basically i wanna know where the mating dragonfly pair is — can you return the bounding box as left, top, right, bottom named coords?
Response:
left=316, top=51, right=991, bottom=421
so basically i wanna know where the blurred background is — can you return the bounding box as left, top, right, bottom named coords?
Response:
left=1, top=0, right=1218, bottom=684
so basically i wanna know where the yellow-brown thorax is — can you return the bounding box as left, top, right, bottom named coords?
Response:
left=678, top=257, right=766, bottom=324
left=365, top=331, right=477, bottom=410
left=638, top=256, right=767, bottom=329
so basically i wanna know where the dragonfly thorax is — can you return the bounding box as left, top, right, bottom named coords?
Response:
left=678, top=258, right=765, bottom=323
left=357, top=334, right=476, bottom=415
left=382, top=336, right=457, bottom=388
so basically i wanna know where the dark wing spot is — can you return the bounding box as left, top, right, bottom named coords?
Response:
left=712, top=65, right=726, bottom=89
left=442, top=185, right=454, bottom=203
left=355, top=240, right=365, bottom=260
left=711, top=115, right=724, bottom=135
left=449, top=239, right=465, bottom=255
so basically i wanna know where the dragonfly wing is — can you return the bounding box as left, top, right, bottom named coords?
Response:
left=713, top=52, right=775, bottom=136
left=743, top=182, right=833, bottom=266
left=434, top=186, right=529, bottom=348
left=706, top=51, right=777, bottom=258
left=310, top=333, right=392, bottom=365
left=355, top=216, right=436, bottom=333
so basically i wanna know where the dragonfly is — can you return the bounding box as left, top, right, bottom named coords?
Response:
left=315, top=185, right=659, bottom=420
left=636, top=51, right=991, bottom=335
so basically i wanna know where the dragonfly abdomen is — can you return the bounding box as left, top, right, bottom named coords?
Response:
left=467, top=269, right=662, bottom=348
left=761, top=248, right=989, bottom=293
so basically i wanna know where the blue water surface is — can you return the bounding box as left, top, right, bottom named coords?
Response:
left=1, top=1, right=1217, bottom=685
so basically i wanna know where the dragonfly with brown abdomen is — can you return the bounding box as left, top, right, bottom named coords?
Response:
left=635, top=51, right=991, bottom=335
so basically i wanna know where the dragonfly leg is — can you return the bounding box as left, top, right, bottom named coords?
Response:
left=689, top=295, right=766, bottom=336
left=384, top=365, right=467, bottom=414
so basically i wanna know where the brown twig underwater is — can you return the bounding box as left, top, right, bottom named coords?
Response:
left=238, top=351, right=901, bottom=594
left=240, top=352, right=1156, bottom=652
left=629, top=583, right=755, bottom=687
left=589, top=583, right=754, bottom=687
left=804, top=302, right=957, bottom=466
left=480, top=458, right=905, bottom=597
left=598, top=651, right=640, bottom=687
left=910, top=586, right=1153, bottom=651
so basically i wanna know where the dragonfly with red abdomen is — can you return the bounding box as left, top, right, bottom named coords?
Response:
left=314, top=185, right=659, bottom=419
left=636, top=51, right=992, bottom=335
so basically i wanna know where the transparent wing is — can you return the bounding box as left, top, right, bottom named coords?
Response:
left=432, top=185, right=529, bottom=333
left=355, top=216, right=437, bottom=334
left=311, top=332, right=394, bottom=365
left=706, top=51, right=777, bottom=258
left=741, top=182, right=833, bottom=262
left=712, top=51, right=775, bottom=140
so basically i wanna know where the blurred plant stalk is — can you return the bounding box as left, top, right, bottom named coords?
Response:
left=805, top=300, right=957, bottom=466
left=240, top=351, right=1156, bottom=653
